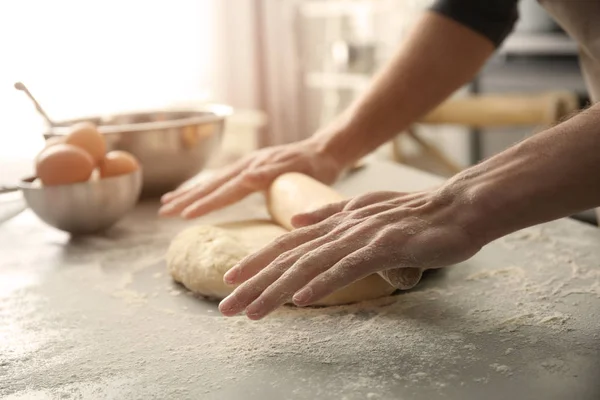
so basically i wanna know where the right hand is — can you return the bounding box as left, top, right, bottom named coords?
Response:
left=218, top=188, right=483, bottom=319
left=158, top=138, right=344, bottom=219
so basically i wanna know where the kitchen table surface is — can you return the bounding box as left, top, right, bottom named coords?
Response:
left=1, top=161, right=599, bottom=400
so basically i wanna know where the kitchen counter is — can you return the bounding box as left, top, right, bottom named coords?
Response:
left=1, top=161, right=599, bottom=400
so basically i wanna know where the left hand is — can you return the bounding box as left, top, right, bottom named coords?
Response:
left=218, top=189, right=483, bottom=319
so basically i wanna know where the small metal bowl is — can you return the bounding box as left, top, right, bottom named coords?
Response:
left=19, top=170, right=142, bottom=235
left=43, top=104, right=232, bottom=197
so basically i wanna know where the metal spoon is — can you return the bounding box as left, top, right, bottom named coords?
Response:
left=14, top=81, right=57, bottom=127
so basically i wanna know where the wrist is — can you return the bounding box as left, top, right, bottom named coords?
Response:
left=431, top=179, right=494, bottom=250
left=437, top=142, right=542, bottom=248
left=310, top=117, right=363, bottom=170
left=436, top=161, right=522, bottom=249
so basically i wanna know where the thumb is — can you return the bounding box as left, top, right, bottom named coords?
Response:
left=291, top=199, right=349, bottom=228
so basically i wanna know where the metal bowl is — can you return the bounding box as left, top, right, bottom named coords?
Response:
left=43, top=104, right=232, bottom=197
left=19, top=170, right=142, bottom=235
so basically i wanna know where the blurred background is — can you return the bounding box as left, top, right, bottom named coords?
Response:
left=0, top=0, right=591, bottom=217
left=1, top=0, right=221, bottom=166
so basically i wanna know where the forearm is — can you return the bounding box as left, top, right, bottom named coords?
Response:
left=448, top=104, right=600, bottom=246
left=314, top=11, right=495, bottom=167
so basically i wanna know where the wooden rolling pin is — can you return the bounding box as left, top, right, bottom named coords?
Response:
left=421, top=91, right=578, bottom=127
left=266, top=172, right=423, bottom=290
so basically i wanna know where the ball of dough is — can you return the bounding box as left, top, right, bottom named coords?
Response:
left=166, top=223, right=396, bottom=306
left=167, top=225, right=249, bottom=299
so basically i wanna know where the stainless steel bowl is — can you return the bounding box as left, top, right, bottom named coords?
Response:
left=19, top=170, right=142, bottom=235
left=43, top=104, right=232, bottom=197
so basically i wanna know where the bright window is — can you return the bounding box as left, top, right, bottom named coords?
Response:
left=0, top=0, right=218, bottom=163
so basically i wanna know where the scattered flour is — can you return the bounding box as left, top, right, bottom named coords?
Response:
left=490, top=363, right=512, bottom=376
left=2, top=208, right=600, bottom=399
left=540, top=358, right=566, bottom=372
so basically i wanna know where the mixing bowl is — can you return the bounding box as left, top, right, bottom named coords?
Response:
left=43, top=104, right=232, bottom=197
left=19, top=170, right=142, bottom=235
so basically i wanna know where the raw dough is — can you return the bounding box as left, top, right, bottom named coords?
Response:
left=166, top=220, right=396, bottom=306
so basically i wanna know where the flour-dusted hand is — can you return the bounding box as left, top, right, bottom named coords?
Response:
left=218, top=189, right=485, bottom=319
left=158, top=138, right=343, bottom=219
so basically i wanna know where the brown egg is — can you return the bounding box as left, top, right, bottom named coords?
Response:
left=98, top=150, right=140, bottom=178
left=36, top=144, right=95, bottom=186
left=65, top=122, right=106, bottom=164
left=35, top=136, right=66, bottom=162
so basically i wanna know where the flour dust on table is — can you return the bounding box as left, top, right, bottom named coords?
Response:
left=166, top=220, right=396, bottom=306
left=3, top=190, right=600, bottom=399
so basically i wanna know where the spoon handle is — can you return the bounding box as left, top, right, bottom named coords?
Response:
left=14, top=82, right=56, bottom=128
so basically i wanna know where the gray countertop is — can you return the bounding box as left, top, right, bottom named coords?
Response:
left=1, top=161, right=599, bottom=400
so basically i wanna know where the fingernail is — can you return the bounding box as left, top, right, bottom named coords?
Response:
left=160, top=192, right=173, bottom=203
left=181, top=207, right=198, bottom=219
left=181, top=206, right=201, bottom=219
left=245, top=305, right=263, bottom=320
left=158, top=204, right=175, bottom=215
left=246, top=312, right=263, bottom=320
left=293, top=287, right=313, bottom=305
left=223, top=267, right=238, bottom=284
left=219, top=296, right=237, bottom=315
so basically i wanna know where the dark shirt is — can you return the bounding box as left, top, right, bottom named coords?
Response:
left=430, top=0, right=520, bottom=47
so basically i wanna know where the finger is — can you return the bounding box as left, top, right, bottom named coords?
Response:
left=180, top=160, right=301, bottom=219
left=219, top=231, right=340, bottom=316
left=244, top=239, right=357, bottom=319
left=291, top=199, right=349, bottom=228
left=223, top=223, right=331, bottom=285
left=165, top=158, right=252, bottom=205
left=161, top=181, right=209, bottom=204
left=219, top=231, right=336, bottom=316
left=158, top=161, right=249, bottom=216
left=292, top=246, right=385, bottom=306
left=180, top=177, right=255, bottom=219
left=342, top=202, right=398, bottom=221
left=291, top=192, right=408, bottom=228
left=291, top=192, right=414, bottom=229
left=342, top=191, right=401, bottom=210
left=218, top=251, right=299, bottom=317
left=161, top=187, right=191, bottom=204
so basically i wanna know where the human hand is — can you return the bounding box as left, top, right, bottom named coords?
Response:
left=218, top=189, right=483, bottom=319
left=158, top=138, right=343, bottom=219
